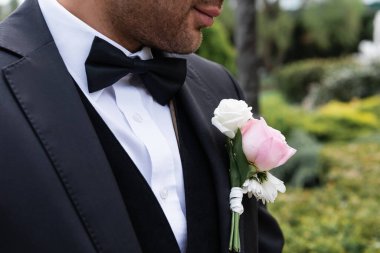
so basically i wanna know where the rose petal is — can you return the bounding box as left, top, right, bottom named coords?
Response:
left=275, top=146, right=297, bottom=168
left=241, top=119, right=269, bottom=162
left=254, top=137, right=296, bottom=171
left=253, top=137, right=279, bottom=171
left=211, top=117, right=236, bottom=138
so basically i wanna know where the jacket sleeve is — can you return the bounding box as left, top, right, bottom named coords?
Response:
left=258, top=202, right=284, bottom=253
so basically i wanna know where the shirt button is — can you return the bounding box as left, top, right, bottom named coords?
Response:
left=132, top=113, right=143, bottom=123
left=159, top=188, right=169, bottom=200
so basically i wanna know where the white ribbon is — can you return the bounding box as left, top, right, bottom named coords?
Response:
left=229, top=187, right=244, bottom=215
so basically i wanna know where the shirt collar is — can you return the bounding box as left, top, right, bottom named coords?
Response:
left=38, top=0, right=153, bottom=101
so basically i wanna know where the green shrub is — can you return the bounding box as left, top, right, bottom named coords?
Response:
left=261, top=92, right=326, bottom=188
left=269, top=142, right=380, bottom=253
left=303, top=98, right=380, bottom=141
left=260, top=91, right=306, bottom=136
left=261, top=91, right=380, bottom=142
left=274, top=58, right=356, bottom=103
left=301, top=0, right=364, bottom=52
left=357, top=95, right=380, bottom=119
left=272, top=129, right=326, bottom=188
left=257, top=6, right=295, bottom=69
left=310, top=64, right=380, bottom=106
left=261, top=92, right=380, bottom=252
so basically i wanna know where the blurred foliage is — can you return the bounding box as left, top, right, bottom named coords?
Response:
left=285, top=0, right=368, bottom=62
left=260, top=91, right=305, bottom=135
left=261, top=92, right=324, bottom=188
left=218, top=0, right=236, bottom=42
left=357, top=94, right=380, bottom=118
left=257, top=1, right=295, bottom=70
left=304, top=97, right=380, bottom=142
left=274, top=57, right=357, bottom=103
left=206, top=0, right=369, bottom=72
left=309, top=63, right=380, bottom=106
left=272, top=129, right=326, bottom=188
left=301, top=0, right=364, bottom=51
left=0, top=0, right=18, bottom=20
left=274, top=57, right=380, bottom=106
left=260, top=91, right=380, bottom=252
left=269, top=141, right=380, bottom=253
left=262, top=91, right=380, bottom=142
left=254, top=0, right=369, bottom=69
left=197, top=20, right=237, bottom=75
left=196, top=0, right=237, bottom=75
left=258, top=91, right=372, bottom=187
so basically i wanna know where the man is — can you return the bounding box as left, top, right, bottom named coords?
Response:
left=0, top=0, right=283, bottom=252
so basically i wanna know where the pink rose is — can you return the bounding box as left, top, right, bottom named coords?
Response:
left=241, top=117, right=296, bottom=172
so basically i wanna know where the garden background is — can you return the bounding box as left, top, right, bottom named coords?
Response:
left=1, top=0, right=380, bottom=252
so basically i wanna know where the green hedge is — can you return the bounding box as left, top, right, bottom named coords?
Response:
left=274, top=58, right=356, bottom=103
left=303, top=97, right=380, bottom=141
left=261, top=92, right=380, bottom=142
left=310, top=63, right=380, bottom=106
left=274, top=58, right=380, bottom=107
left=272, top=129, right=326, bottom=188
left=261, top=92, right=325, bottom=187
left=261, top=93, right=380, bottom=252
left=269, top=142, right=380, bottom=253
left=260, top=91, right=305, bottom=136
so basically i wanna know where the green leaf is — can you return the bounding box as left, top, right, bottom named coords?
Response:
left=228, top=139, right=241, bottom=187
left=232, top=130, right=252, bottom=186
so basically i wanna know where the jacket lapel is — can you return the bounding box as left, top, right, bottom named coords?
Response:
left=178, top=67, right=232, bottom=253
left=1, top=1, right=141, bottom=252
left=178, top=60, right=259, bottom=253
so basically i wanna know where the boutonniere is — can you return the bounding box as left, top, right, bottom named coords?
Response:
left=211, top=99, right=296, bottom=252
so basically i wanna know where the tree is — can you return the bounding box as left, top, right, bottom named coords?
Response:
left=302, top=0, right=364, bottom=51
left=235, top=0, right=260, bottom=113
left=286, top=0, right=371, bottom=61
left=257, top=0, right=295, bottom=70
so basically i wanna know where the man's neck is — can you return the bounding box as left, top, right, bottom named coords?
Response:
left=57, top=0, right=142, bottom=52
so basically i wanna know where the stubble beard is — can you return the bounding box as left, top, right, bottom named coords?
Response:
left=107, top=5, right=204, bottom=54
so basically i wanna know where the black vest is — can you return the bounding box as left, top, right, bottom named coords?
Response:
left=78, top=89, right=220, bottom=253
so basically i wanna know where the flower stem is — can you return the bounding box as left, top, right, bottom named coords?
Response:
left=233, top=213, right=240, bottom=252
left=229, top=213, right=235, bottom=250
left=229, top=212, right=241, bottom=252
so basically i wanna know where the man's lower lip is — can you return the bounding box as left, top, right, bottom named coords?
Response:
left=194, top=8, right=214, bottom=27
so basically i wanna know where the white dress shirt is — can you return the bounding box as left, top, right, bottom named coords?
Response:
left=38, top=0, right=187, bottom=251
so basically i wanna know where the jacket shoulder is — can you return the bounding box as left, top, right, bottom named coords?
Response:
left=185, top=53, right=230, bottom=80
left=184, top=53, right=244, bottom=100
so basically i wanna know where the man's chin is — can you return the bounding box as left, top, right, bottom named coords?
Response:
left=167, top=34, right=203, bottom=54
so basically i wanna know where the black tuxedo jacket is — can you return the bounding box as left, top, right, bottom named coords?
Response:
left=0, top=0, right=284, bottom=252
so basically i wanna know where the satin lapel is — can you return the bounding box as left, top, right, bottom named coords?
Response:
left=178, top=69, right=231, bottom=253
left=3, top=42, right=142, bottom=253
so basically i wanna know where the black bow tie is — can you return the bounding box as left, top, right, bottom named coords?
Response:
left=85, top=37, right=187, bottom=105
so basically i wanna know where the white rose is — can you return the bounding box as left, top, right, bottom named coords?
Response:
left=211, top=99, right=253, bottom=138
